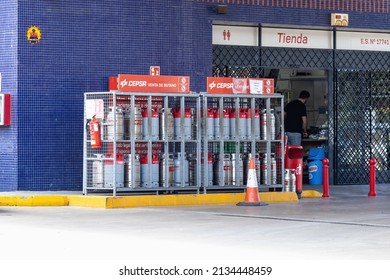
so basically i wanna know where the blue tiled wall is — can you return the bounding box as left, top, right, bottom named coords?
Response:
left=0, top=0, right=18, bottom=191
left=193, top=0, right=390, bottom=30
left=1, top=0, right=389, bottom=191
left=17, top=0, right=202, bottom=191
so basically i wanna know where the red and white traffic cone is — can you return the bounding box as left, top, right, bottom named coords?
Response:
left=237, top=154, right=268, bottom=206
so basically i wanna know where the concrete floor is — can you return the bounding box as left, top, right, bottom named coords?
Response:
left=1, top=184, right=390, bottom=262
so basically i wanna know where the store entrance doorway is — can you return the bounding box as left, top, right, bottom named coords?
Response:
left=212, top=44, right=390, bottom=185
left=212, top=45, right=390, bottom=185
left=273, top=68, right=329, bottom=185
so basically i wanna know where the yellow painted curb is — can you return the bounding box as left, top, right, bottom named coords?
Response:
left=302, top=190, right=323, bottom=198
left=68, top=196, right=108, bottom=208
left=90, top=192, right=298, bottom=208
left=197, top=193, right=245, bottom=205
left=106, top=193, right=246, bottom=208
left=261, top=192, right=299, bottom=202
left=0, top=196, right=18, bottom=206
left=0, top=196, right=68, bottom=206
left=1, top=191, right=300, bottom=208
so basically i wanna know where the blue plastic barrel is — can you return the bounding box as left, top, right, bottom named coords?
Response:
left=308, top=148, right=325, bottom=185
left=308, top=147, right=325, bottom=160
left=308, top=160, right=323, bottom=185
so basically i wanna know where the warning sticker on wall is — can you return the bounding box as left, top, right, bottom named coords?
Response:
left=27, top=26, right=41, bottom=44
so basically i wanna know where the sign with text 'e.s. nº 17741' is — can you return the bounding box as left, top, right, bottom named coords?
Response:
left=117, top=74, right=190, bottom=93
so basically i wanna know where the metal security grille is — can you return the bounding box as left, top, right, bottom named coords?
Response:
left=213, top=45, right=262, bottom=77
left=212, top=45, right=333, bottom=76
left=334, top=69, right=371, bottom=184
left=261, top=47, right=333, bottom=69
left=213, top=44, right=390, bottom=185
left=335, top=50, right=390, bottom=184
left=371, top=70, right=390, bottom=183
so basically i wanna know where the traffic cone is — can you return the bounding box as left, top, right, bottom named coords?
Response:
left=237, top=154, right=268, bottom=206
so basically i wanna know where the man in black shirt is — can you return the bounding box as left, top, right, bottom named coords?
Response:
left=284, top=90, right=310, bottom=145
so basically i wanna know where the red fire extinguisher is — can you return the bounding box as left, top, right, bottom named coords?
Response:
left=89, top=115, right=101, bottom=149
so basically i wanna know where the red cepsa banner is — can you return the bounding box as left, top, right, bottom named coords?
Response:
left=117, top=74, right=190, bottom=93
left=206, top=77, right=274, bottom=94
left=206, top=77, right=248, bottom=94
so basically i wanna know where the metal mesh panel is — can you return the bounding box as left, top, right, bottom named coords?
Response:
left=335, top=51, right=390, bottom=184
left=334, top=70, right=371, bottom=184
left=368, top=70, right=390, bottom=183
left=213, top=44, right=390, bottom=185
left=371, top=70, right=390, bottom=182
left=83, top=92, right=202, bottom=195
left=261, top=47, right=333, bottom=69
left=202, top=94, right=284, bottom=192
left=212, top=46, right=333, bottom=76
left=336, top=50, right=390, bottom=70
left=212, top=45, right=263, bottom=77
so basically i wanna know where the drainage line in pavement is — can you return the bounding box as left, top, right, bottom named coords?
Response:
left=217, top=214, right=390, bottom=229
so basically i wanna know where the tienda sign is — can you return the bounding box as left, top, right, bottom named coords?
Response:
left=207, top=77, right=274, bottom=94
left=118, top=74, right=190, bottom=93
left=262, top=28, right=333, bottom=49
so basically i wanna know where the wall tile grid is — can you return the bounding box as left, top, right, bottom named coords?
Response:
left=195, top=0, right=389, bottom=13
left=16, top=0, right=199, bottom=191
left=194, top=0, right=389, bottom=28
left=1, top=0, right=388, bottom=191
left=0, top=1, right=18, bottom=191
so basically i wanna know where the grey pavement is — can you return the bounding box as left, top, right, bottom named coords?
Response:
left=0, top=184, right=390, bottom=261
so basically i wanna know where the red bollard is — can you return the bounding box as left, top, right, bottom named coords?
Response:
left=322, top=158, right=329, bottom=198
left=368, top=158, right=377, bottom=197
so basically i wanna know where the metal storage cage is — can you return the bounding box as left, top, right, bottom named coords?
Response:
left=83, top=91, right=284, bottom=195
left=201, top=93, right=285, bottom=193
left=83, top=91, right=202, bottom=196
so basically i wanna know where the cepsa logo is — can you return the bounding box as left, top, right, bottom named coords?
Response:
left=120, top=79, right=147, bottom=88
left=208, top=81, right=233, bottom=90
left=207, top=77, right=236, bottom=94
